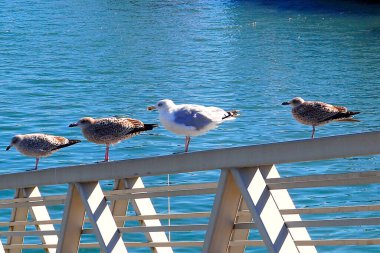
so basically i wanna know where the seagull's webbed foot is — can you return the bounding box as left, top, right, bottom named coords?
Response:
left=95, top=160, right=109, bottom=164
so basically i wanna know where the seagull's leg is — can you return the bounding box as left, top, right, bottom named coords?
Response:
left=185, top=136, right=191, bottom=152
left=104, top=144, right=110, bottom=162
left=311, top=126, right=315, bottom=139
left=34, top=158, right=39, bottom=170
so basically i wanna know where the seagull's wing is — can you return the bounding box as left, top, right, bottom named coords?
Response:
left=93, top=118, right=144, bottom=140
left=25, top=135, right=64, bottom=152
left=298, top=102, right=347, bottom=123
left=205, top=106, right=231, bottom=120
left=173, top=106, right=213, bottom=130
left=50, top=136, right=81, bottom=151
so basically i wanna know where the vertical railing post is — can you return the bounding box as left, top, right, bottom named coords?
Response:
left=57, top=184, right=86, bottom=253
left=7, top=187, right=57, bottom=253
left=110, top=179, right=130, bottom=227
left=7, top=189, right=28, bottom=253
left=228, top=198, right=252, bottom=253
left=203, top=170, right=242, bottom=253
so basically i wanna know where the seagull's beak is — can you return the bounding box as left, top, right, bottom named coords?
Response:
left=282, top=101, right=290, bottom=105
left=6, top=145, right=11, bottom=151
left=69, top=123, right=78, bottom=127
left=147, top=106, right=156, bottom=111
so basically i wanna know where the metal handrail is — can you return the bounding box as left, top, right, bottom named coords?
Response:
left=0, top=131, right=379, bottom=190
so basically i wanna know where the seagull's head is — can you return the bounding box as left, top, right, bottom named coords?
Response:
left=282, top=97, right=304, bottom=107
left=69, top=117, right=95, bottom=128
left=6, top=135, right=22, bottom=151
left=147, top=99, right=175, bottom=112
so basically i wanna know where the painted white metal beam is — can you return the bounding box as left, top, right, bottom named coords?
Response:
left=228, top=198, right=252, bottom=253
left=124, top=177, right=173, bottom=253
left=57, top=184, right=86, bottom=253
left=231, top=167, right=300, bottom=253
left=0, top=241, right=4, bottom=253
left=111, top=178, right=174, bottom=253
left=110, top=179, right=129, bottom=228
left=25, top=187, right=58, bottom=253
left=0, top=131, right=379, bottom=190
left=260, top=165, right=317, bottom=253
left=7, top=189, right=28, bottom=253
left=202, top=170, right=242, bottom=253
left=75, top=182, right=127, bottom=253
left=7, top=187, right=57, bottom=253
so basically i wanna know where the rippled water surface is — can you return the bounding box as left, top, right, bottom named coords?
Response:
left=1, top=0, right=380, bottom=252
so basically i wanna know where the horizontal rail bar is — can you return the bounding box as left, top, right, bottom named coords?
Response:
left=296, top=239, right=380, bottom=246
left=109, top=182, right=217, bottom=195
left=5, top=238, right=380, bottom=248
left=0, top=219, right=61, bottom=227
left=0, top=230, right=58, bottom=237
left=0, top=199, right=64, bottom=209
left=0, top=183, right=217, bottom=209
left=0, top=212, right=210, bottom=228
left=107, top=187, right=216, bottom=200
left=287, top=218, right=380, bottom=227
left=233, top=223, right=256, bottom=230
left=112, top=212, right=210, bottom=221
left=228, top=240, right=265, bottom=247
left=267, top=170, right=380, bottom=189
left=83, top=224, right=208, bottom=234
left=230, top=239, right=380, bottom=247
left=0, top=195, right=65, bottom=204
left=83, top=242, right=205, bottom=248
left=3, top=244, right=58, bottom=249
left=15, top=240, right=380, bottom=250
left=0, top=131, right=378, bottom=189
left=2, top=241, right=205, bottom=249
left=280, top=205, right=380, bottom=215
left=235, top=217, right=380, bottom=229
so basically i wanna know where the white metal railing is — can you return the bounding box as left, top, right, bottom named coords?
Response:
left=0, top=131, right=378, bottom=253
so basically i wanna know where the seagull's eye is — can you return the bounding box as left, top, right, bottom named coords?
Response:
left=158, top=103, right=163, bottom=107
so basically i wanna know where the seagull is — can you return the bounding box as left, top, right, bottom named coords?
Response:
left=147, top=99, right=239, bottom=152
left=282, top=97, right=360, bottom=139
left=6, top=134, right=81, bottom=170
left=69, top=117, right=157, bottom=162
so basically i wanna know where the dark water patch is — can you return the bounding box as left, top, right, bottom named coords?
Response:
left=236, top=0, right=380, bottom=14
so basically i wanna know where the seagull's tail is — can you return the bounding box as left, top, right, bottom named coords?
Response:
left=348, top=111, right=360, bottom=116
left=143, top=124, right=159, bottom=131
left=126, top=124, right=158, bottom=137
left=326, top=111, right=361, bottom=123
left=336, top=117, right=361, bottom=123
left=222, top=110, right=240, bottom=120
left=52, top=140, right=81, bottom=151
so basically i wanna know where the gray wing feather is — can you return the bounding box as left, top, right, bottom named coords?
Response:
left=174, top=109, right=212, bottom=130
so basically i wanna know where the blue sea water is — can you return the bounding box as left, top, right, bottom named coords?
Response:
left=1, top=0, right=380, bottom=252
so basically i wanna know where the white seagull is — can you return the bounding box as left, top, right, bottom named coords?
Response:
left=148, top=99, right=239, bottom=152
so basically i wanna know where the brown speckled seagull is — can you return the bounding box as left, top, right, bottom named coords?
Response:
left=69, top=117, right=157, bottom=162
left=282, top=97, right=360, bottom=139
left=6, top=134, right=81, bottom=170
